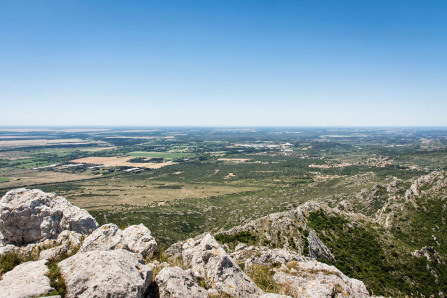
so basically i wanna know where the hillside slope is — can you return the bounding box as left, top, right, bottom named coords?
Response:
left=211, top=171, right=447, bottom=296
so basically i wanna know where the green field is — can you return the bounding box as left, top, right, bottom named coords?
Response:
left=127, top=151, right=193, bottom=159
left=0, top=177, right=10, bottom=183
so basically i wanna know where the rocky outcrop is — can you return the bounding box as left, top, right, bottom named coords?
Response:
left=151, top=266, right=208, bottom=298
left=0, top=259, right=54, bottom=298
left=413, top=246, right=443, bottom=263
left=80, top=223, right=127, bottom=252
left=232, top=246, right=369, bottom=297
left=307, top=230, right=334, bottom=260
left=273, top=260, right=369, bottom=297
left=0, top=189, right=98, bottom=245
left=122, top=224, right=158, bottom=258
left=232, top=246, right=311, bottom=269
left=59, top=249, right=153, bottom=298
left=182, top=233, right=264, bottom=297
left=213, top=201, right=339, bottom=259
left=0, top=230, right=5, bottom=246
left=38, top=230, right=83, bottom=260
left=0, top=188, right=374, bottom=298
left=55, top=230, right=83, bottom=248
left=39, top=243, right=70, bottom=260
left=80, top=223, right=158, bottom=258
left=0, top=243, right=36, bottom=256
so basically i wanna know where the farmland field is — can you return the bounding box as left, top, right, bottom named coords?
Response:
left=0, top=126, right=445, bottom=245
left=127, top=151, right=193, bottom=159
left=1, top=126, right=447, bottom=296
left=69, top=156, right=176, bottom=169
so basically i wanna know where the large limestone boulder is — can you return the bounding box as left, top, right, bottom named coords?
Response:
left=182, top=233, right=264, bottom=297
left=273, top=260, right=370, bottom=297
left=151, top=266, right=208, bottom=298
left=80, top=224, right=127, bottom=252
left=122, top=224, right=158, bottom=258
left=58, top=249, right=153, bottom=298
left=80, top=223, right=158, bottom=258
left=0, top=259, right=54, bottom=298
left=0, top=189, right=98, bottom=245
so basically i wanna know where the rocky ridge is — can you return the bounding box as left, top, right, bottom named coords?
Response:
left=0, top=188, right=371, bottom=297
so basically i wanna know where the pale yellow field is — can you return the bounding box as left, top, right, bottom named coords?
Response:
left=70, top=156, right=176, bottom=169
left=61, top=181, right=260, bottom=209
left=0, top=169, right=93, bottom=189
left=0, top=139, right=94, bottom=148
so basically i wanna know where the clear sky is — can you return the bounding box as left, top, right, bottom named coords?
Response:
left=1, top=0, right=446, bottom=126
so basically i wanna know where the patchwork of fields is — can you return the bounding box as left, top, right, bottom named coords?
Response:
left=1, top=127, right=447, bottom=296
left=0, top=127, right=445, bottom=240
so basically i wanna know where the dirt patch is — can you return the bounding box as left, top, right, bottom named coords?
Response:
left=0, top=169, right=92, bottom=190
left=224, top=173, right=236, bottom=180
left=70, top=156, right=176, bottom=169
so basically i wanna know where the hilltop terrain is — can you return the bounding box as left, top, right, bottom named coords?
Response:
left=1, top=127, right=447, bottom=296
left=0, top=170, right=446, bottom=296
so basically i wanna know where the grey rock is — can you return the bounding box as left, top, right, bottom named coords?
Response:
left=55, top=230, right=83, bottom=248
left=79, top=223, right=158, bottom=258
left=0, top=230, right=6, bottom=246
left=207, top=288, right=220, bottom=296
left=182, top=233, right=264, bottom=297
left=0, top=259, right=54, bottom=298
left=0, top=244, right=19, bottom=255
left=59, top=249, right=152, bottom=298
left=152, top=266, right=208, bottom=298
left=234, top=243, right=248, bottom=251
left=0, top=243, right=37, bottom=257
left=273, top=260, right=369, bottom=297
left=234, top=246, right=311, bottom=269
left=122, top=224, right=158, bottom=258
left=39, top=243, right=70, bottom=260
left=307, top=230, right=334, bottom=260
left=165, top=240, right=183, bottom=257
left=79, top=223, right=127, bottom=252
left=0, top=188, right=98, bottom=245
left=413, top=246, right=444, bottom=264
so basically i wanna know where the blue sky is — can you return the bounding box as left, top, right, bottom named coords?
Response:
left=1, top=0, right=446, bottom=126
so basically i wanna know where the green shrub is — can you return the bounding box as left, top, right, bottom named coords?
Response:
left=0, top=252, right=35, bottom=278
left=246, top=265, right=278, bottom=293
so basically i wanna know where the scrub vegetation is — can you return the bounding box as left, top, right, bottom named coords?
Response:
left=1, top=127, right=447, bottom=295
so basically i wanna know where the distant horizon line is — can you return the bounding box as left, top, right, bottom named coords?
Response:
left=1, top=125, right=447, bottom=129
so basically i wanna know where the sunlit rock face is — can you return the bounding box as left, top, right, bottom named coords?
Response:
left=0, top=188, right=98, bottom=245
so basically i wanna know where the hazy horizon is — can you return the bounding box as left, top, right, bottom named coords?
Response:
left=1, top=1, right=446, bottom=126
